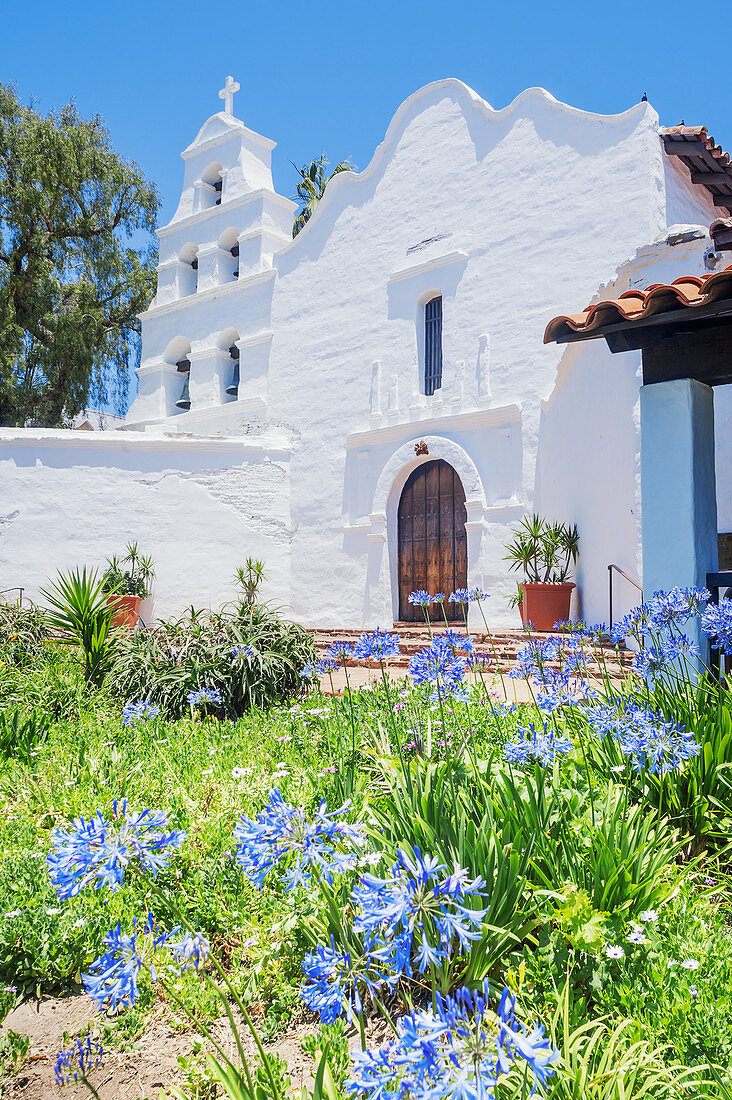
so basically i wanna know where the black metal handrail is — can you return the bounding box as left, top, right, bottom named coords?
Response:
left=608, top=564, right=643, bottom=628
left=706, top=571, right=732, bottom=680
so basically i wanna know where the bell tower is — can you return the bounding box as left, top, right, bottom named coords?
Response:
left=127, top=79, right=296, bottom=430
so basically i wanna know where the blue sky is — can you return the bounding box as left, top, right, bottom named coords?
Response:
left=3, top=0, right=731, bottom=228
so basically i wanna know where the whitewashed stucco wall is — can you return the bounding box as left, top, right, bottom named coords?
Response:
left=539, top=232, right=731, bottom=626
left=0, top=430, right=292, bottom=619
left=267, top=82, right=717, bottom=628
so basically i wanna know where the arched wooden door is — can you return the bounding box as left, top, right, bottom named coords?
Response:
left=397, top=459, right=468, bottom=622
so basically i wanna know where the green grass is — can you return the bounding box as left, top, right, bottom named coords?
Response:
left=2, top=641, right=732, bottom=1097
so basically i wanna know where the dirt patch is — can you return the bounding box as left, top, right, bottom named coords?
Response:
left=0, top=995, right=386, bottom=1099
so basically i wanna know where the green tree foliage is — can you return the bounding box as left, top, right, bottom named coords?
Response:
left=292, top=155, right=353, bottom=237
left=0, top=83, right=159, bottom=426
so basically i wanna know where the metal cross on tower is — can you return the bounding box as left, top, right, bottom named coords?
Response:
left=219, top=75, right=240, bottom=116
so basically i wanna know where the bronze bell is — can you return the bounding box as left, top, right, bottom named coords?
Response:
left=226, top=345, right=240, bottom=396
left=175, top=373, right=191, bottom=411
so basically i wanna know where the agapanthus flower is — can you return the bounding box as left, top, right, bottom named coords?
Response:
left=55, top=1036, right=104, bottom=1087
left=448, top=589, right=471, bottom=604
left=47, top=800, right=187, bottom=899
left=187, top=687, right=223, bottom=708
left=633, top=634, right=699, bottom=679
left=409, top=633, right=470, bottom=701
left=300, top=656, right=339, bottom=679
left=701, top=598, right=732, bottom=656
left=352, top=846, right=486, bottom=977
left=122, top=700, right=160, bottom=726
left=353, top=630, right=401, bottom=661
left=408, top=591, right=434, bottom=606
left=234, top=789, right=365, bottom=890
left=346, top=979, right=558, bottom=1100
left=301, top=934, right=396, bottom=1024
left=504, top=722, right=573, bottom=767
left=586, top=700, right=700, bottom=775
left=325, top=640, right=355, bottom=665
left=534, top=668, right=595, bottom=712
left=83, top=915, right=172, bottom=1010
left=168, top=930, right=210, bottom=972
left=232, top=644, right=255, bottom=659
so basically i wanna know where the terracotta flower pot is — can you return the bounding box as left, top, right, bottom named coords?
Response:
left=106, top=594, right=142, bottom=631
left=519, top=583, right=575, bottom=632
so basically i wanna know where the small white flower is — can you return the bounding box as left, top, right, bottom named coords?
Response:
left=232, top=767, right=246, bottom=778
left=667, top=959, right=679, bottom=968
left=626, top=929, right=647, bottom=945
left=3, top=910, right=21, bottom=919
left=45, top=908, right=62, bottom=916
left=72, top=919, right=85, bottom=928
left=640, top=909, right=659, bottom=922
left=610, top=764, right=625, bottom=773
left=605, top=944, right=625, bottom=959
left=681, top=959, right=700, bottom=970
left=201, top=769, right=213, bottom=775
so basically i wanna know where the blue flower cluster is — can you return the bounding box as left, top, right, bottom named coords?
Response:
left=409, top=632, right=472, bottom=700
left=121, top=699, right=160, bottom=726
left=701, top=598, right=732, bottom=656
left=353, top=629, right=402, bottom=661
left=325, top=640, right=355, bottom=665
left=633, top=635, right=699, bottom=679
left=510, top=635, right=591, bottom=682
left=408, top=591, right=443, bottom=606
left=504, top=721, right=574, bottom=766
left=232, top=644, right=256, bottom=659
left=187, top=687, right=223, bottom=708
left=234, top=789, right=365, bottom=890
left=610, top=587, right=710, bottom=645
left=586, top=700, right=700, bottom=775
left=83, top=914, right=172, bottom=1010
left=55, top=1035, right=104, bottom=1087
left=534, top=667, right=596, bottom=713
left=168, top=930, right=211, bottom=972
left=346, top=979, right=559, bottom=1100
left=449, top=588, right=490, bottom=604
left=47, top=801, right=187, bottom=899
left=301, top=934, right=397, bottom=1024
left=300, top=656, right=339, bottom=679
left=352, top=846, right=486, bottom=976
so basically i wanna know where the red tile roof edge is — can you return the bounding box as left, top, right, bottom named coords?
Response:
left=544, top=265, right=732, bottom=344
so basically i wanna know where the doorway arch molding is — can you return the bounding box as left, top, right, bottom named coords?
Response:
left=368, top=436, right=487, bottom=621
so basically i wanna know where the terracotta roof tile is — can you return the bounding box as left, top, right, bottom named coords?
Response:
left=544, top=265, right=732, bottom=344
left=661, top=126, right=732, bottom=214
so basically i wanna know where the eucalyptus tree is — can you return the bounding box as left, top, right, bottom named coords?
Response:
left=0, top=82, right=159, bottom=426
left=292, top=154, right=354, bottom=237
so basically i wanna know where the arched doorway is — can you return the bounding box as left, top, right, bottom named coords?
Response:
left=397, top=459, right=467, bottom=622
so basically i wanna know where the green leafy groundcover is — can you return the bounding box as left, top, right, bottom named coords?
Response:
left=1, top=611, right=732, bottom=1098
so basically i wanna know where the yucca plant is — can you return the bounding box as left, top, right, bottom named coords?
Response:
left=40, top=567, right=117, bottom=687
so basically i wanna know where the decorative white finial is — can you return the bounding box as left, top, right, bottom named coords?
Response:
left=218, top=75, right=240, bottom=116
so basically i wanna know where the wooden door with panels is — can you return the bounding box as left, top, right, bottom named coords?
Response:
left=397, top=459, right=468, bottom=622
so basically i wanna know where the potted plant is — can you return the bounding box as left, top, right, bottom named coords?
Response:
left=101, top=543, right=155, bottom=631
left=504, top=515, right=579, bottom=631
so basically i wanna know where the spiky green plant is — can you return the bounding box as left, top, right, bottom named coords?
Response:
left=40, top=566, right=117, bottom=687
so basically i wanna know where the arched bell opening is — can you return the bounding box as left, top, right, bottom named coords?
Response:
left=178, top=243, right=198, bottom=297
left=218, top=327, right=240, bottom=403
left=201, top=161, right=223, bottom=208
left=218, top=228, right=240, bottom=284
left=162, top=337, right=192, bottom=416
left=397, top=459, right=467, bottom=622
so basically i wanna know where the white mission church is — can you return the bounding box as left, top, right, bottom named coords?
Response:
left=1, top=77, right=731, bottom=629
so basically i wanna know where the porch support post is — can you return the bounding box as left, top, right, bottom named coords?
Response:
left=640, top=377, right=718, bottom=663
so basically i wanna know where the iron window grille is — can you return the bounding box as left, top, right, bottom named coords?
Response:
left=424, top=296, right=443, bottom=396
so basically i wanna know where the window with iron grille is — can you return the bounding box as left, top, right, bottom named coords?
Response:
left=424, top=296, right=443, bottom=396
